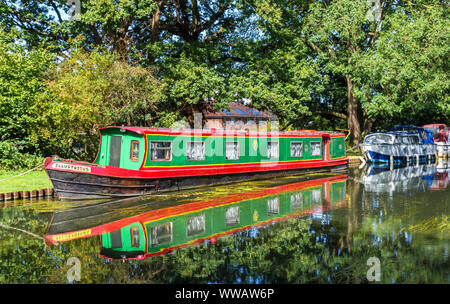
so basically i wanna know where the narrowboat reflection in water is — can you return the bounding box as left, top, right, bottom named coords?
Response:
left=44, top=174, right=347, bottom=260
left=360, top=160, right=449, bottom=193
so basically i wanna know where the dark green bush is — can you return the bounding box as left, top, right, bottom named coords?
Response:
left=0, top=140, right=43, bottom=170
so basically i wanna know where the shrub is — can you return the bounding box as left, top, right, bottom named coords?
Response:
left=0, top=140, right=43, bottom=170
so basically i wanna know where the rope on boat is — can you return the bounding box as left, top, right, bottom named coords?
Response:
left=0, top=223, right=45, bottom=241
left=0, top=164, right=43, bottom=183
left=346, top=144, right=360, bottom=152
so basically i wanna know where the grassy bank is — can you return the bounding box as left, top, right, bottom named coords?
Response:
left=0, top=169, right=52, bottom=193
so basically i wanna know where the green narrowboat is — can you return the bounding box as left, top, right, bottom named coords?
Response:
left=44, top=127, right=348, bottom=199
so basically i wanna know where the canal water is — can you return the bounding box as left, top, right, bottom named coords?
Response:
left=0, top=161, right=448, bottom=284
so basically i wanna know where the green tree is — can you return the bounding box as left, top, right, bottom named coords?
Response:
left=34, top=45, right=165, bottom=159
left=238, top=0, right=449, bottom=143
left=0, top=29, right=55, bottom=168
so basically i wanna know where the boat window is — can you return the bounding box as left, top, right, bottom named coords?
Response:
left=110, top=230, right=122, bottom=249
left=150, top=222, right=172, bottom=247
left=187, top=214, right=206, bottom=236
left=290, top=192, right=303, bottom=210
left=225, top=206, right=240, bottom=226
left=395, top=136, right=410, bottom=144
left=311, top=189, right=322, bottom=205
left=150, top=141, right=172, bottom=161
left=225, top=141, right=239, bottom=160
left=310, top=142, right=321, bottom=156
left=409, top=135, right=420, bottom=144
left=130, top=226, right=140, bottom=247
left=364, top=134, right=393, bottom=144
left=267, top=197, right=280, bottom=215
left=291, top=142, right=303, bottom=157
left=424, top=127, right=439, bottom=139
left=187, top=141, right=205, bottom=161
left=130, top=140, right=139, bottom=161
left=267, top=141, right=279, bottom=158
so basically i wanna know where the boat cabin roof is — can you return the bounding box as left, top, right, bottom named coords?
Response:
left=99, top=126, right=345, bottom=137
left=363, top=132, right=423, bottom=144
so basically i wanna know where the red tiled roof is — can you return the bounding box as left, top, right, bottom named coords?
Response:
left=202, top=102, right=276, bottom=119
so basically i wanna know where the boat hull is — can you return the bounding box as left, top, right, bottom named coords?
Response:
left=44, top=157, right=348, bottom=200
left=436, top=142, right=449, bottom=159
left=360, top=143, right=437, bottom=164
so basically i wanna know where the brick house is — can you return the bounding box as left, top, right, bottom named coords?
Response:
left=202, top=102, right=277, bottom=131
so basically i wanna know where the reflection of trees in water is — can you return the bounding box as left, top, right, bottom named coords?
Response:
left=1, top=178, right=448, bottom=283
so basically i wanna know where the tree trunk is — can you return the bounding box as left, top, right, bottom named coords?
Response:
left=363, top=116, right=376, bottom=138
left=151, top=5, right=161, bottom=43
left=346, top=74, right=363, bottom=146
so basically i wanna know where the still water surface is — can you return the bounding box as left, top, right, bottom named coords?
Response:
left=0, top=161, right=449, bottom=283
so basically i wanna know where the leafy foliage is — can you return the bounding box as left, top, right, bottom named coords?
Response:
left=0, top=0, right=448, bottom=164
left=34, top=45, right=165, bottom=158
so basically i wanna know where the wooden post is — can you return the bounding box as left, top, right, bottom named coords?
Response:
left=44, top=188, right=54, bottom=197
left=4, top=192, right=12, bottom=201
left=21, top=191, right=30, bottom=199
left=13, top=191, right=21, bottom=200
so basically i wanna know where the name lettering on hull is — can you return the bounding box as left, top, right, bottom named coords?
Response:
left=52, top=163, right=91, bottom=173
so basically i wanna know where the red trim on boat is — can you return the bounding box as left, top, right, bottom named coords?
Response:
left=45, top=157, right=348, bottom=179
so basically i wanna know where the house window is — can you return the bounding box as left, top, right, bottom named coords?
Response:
left=187, top=141, right=205, bottom=161
left=187, top=214, right=206, bottom=236
left=225, top=206, right=240, bottom=226
left=310, top=142, right=321, bottom=156
left=150, top=222, right=173, bottom=247
left=267, top=142, right=279, bottom=159
left=225, top=141, right=239, bottom=160
left=150, top=141, right=172, bottom=161
left=290, top=142, right=303, bottom=157
left=225, top=118, right=235, bottom=126
left=267, top=197, right=280, bottom=215
left=130, top=140, right=139, bottom=161
left=130, top=226, right=140, bottom=247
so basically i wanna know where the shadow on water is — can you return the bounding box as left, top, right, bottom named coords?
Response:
left=0, top=162, right=449, bottom=283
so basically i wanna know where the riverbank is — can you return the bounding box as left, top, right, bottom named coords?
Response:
left=0, top=169, right=52, bottom=193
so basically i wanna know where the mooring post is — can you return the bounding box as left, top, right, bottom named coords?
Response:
left=13, top=191, right=21, bottom=200
left=21, top=191, right=30, bottom=199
